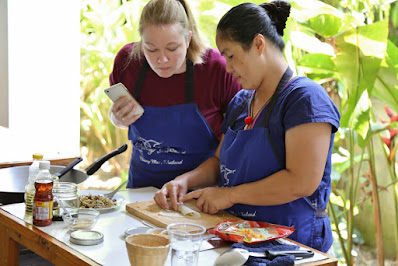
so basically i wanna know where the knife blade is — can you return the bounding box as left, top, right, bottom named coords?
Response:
left=200, top=237, right=230, bottom=251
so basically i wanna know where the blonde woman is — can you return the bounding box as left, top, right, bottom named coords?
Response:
left=109, top=0, right=240, bottom=188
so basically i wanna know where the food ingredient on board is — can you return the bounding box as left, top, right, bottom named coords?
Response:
left=158, top=202, right=201, bottom=219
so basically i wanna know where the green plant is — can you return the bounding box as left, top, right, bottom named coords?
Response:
left=287, top=0, right=398, bottom=264
left=80, top=0, right=149, bottom=181
left=380, top=105, right=398, bottom=262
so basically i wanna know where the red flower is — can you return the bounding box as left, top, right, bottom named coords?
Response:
left=385, top=105, right=394, bottom=117
left=390, top=129, right=398, bottom=139
left=382, top=136, right=391, bottom=147
left=391, top=115, right=398, bottom=123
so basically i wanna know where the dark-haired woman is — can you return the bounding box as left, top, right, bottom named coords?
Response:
left=154, top=1, right=340, bottom=253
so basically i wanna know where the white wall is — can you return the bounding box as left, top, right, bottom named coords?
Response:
left=0, top=0, right=8, bottom=127
left=0, top=0, right=80, bottom=162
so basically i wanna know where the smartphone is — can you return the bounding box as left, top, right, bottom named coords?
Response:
left=104, top=83, right=144, bottom=116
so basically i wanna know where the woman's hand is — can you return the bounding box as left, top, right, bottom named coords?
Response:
left=109, top=96, right=143, bottom=128
left=182, top=187, right=235, bottom=214
left=154, top=179, right=189, bottom=211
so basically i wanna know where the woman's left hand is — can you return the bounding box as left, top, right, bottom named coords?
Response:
left=181, top=187, right=235, bottom=214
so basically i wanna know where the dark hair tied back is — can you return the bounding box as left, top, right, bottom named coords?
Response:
left=260, top=1, right=291, bottom=36
left=217, top=0, right=291, bottom=52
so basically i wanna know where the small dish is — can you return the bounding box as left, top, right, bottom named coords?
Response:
left=124, top=227, right=149, bottom=238
left=62, top=208, right=100, bottom=230
left=70, top=230, right=104, bottom=246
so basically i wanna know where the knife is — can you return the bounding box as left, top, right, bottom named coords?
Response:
left=200, top=237, right=230, bottom=251
left=214, top=248, right=314, bottom=265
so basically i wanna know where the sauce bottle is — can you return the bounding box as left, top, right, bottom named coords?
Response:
left=33, top=161, right=54, bottom=226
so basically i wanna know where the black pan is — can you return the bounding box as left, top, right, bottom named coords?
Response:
left=0, top=143, right=128, bottom=205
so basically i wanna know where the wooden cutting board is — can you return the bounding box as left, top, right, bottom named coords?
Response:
left=126, top=199, right=242, bottom=230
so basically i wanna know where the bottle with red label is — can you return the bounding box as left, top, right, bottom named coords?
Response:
left=33, top=161, right=53, bottom=226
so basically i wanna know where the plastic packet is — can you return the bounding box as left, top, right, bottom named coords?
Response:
left=209, top=220, right=295, bottom=244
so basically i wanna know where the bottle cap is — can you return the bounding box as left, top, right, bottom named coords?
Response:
left=33, top=153, right=43, bottom=160
left=39, top=161, right=51, bottom=170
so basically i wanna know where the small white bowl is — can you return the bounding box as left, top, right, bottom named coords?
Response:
left=124, top=227, right=149, bottom=238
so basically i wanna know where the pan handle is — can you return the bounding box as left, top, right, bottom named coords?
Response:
left=54, top=157, right=83, bottom=178
left=85, top=143, right=128, bottom=176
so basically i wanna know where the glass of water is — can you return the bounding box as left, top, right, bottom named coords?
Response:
left=166, top=223, right=206, bottom=266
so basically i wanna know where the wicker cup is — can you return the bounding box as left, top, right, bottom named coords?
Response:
left=125, top=233, right=170, bottom=266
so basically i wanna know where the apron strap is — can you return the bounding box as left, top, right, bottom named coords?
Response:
left=228, top=94, right=251, bottom=128
left=133, top=58, right=195, bottom=104
left=258, top=68, right=295, bottom=168
left=228, top=68, right=294, bottom=129
left=185, top=59, right=194, bottom=104
left=228, top=67, right=295, bottom=168
left=316, top=208, right=327, bottom=218
left=258, top=68, right=294, bottom=128
left=264, top=88, right=284, bottom=168
left=133, top=60, right=149, bottom=99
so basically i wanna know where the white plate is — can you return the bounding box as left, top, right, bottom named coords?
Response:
left=78, top=190, right=125, bottom=212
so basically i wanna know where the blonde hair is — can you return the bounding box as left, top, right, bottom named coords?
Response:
left=130, top=0, right=207, bottom=64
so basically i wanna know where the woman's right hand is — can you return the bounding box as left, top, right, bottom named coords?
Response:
left=154, top=179, right=188, bottom=211
left=109, top=96, right=143, bottom=128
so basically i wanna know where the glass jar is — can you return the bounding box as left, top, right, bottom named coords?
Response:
left=52, top=182, right=79, bottom=221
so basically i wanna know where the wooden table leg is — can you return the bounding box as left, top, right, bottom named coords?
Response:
left=0, top=222, right=20, bottom=265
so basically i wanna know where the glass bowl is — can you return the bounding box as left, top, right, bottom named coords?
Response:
left=62, top=208, right=100, bottom=231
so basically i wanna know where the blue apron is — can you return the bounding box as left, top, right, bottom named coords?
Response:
left=218, top=69, right=333, bottom=252
left=128, top=59, right=219, bottom=188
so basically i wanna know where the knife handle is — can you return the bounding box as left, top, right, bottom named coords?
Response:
left=265, top=249, right=314, bottom=259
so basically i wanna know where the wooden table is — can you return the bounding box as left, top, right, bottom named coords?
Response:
left=0, top=187, right=338, bottom=266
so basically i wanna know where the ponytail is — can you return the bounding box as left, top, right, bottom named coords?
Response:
left=260, top=1, right=291, bottom=36
left=177, top=0, right=208, bottom=64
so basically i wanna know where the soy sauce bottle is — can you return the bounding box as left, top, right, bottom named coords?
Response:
left=33, top=161, right=54, bottom=226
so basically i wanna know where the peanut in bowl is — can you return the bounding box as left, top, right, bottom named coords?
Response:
left=62, top=208, right=100, bottom=231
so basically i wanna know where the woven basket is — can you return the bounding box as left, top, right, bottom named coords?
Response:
left=125, top=233, right=170, bottom=266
